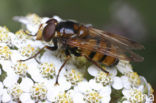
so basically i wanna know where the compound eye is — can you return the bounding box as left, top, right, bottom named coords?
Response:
left=46, top=18, right=57, bottom=24
left=42, top=23, right=56, bottom=42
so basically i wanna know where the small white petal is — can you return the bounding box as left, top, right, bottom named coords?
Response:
left=0, top=60, right=12, bottom=73
left=123, top=101, right=130, bottom=103
left=0, top=82, right=3, bottom=95
left=3, top=74, right=18, bottom=88
left=89, top=79, right=103, bottom=91
left=23, top=100, right=35, bottom=103
left=101, top=96, right=111, bottom=103
left=88, top=65, right=99, bottom=76
left=41, top=17, right=50, bottom=23
left=117, top=61, right=133, bottom=74
left=11, top=50, right=23, bottom=63
left=20, top=77, right=33, bottom=92
left=19, top=93, right=32, bottom=103
left=38, top=101, right=51, bottom=103
left=100, top=86, right=111, bottom=103
left=13, top=16, right=29, bottom=24
left=55, top=76, right=71, bottom=90
left=47, top=87, right=60, bottom=102
left=112, top=77, right=123, bottom=90
left=53, top=16, right=62, bottom=22
left=40, top=51, right=63, bottom=73
left=106, top=67, right=117, bottom=76
left=2, top=89, right=11, bottom=103
left=100, top=85, right=112, bottom=95
left=70, top=90, right=85, bottom=103
left=75, top=81, right=90, bottom=93
left=26, top=25, right=39, bottom=34
left=121, top=76, right=131, bottom=89
left=122, top=89, right=130, bottom=98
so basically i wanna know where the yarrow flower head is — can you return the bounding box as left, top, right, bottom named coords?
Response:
left=8, top=83, right=23, bottom=101
left=19, top=44, right=36, bottom=57
left=39, top=62, right=56, bottom=79
left=13, top=62, right=28, bottom=77
left=0, top=26, right=11, bottom=44
left=65, top=69, right=83, bottom=85
left=84, top=89, right=102, bottom=103
left=126, top=72, right=141, bottom=86
left=123, top=88, right=146, bottom=103
left=55, top=92, right=73, bottom=103
left=31, top=82, right=47, bottom=102
left=0, top=45, right=12, bottom=60
left=95, top=71, right=112, bottom=86
left=0, top=13, right=154, bottom=103
left=15, top=29, right=31, bottom=40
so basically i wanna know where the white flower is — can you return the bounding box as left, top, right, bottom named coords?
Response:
left=65, top=68, right=83, bottom=85
left=122, top=88, right=146, bottom=103
left=13, top=62, right=28, bottom=77
left=55, top=92, right=73, bottom=103
left=8, top=83, right=23, bottom=101
left=30, top=82, right=47, bottom=102
left=75, top=81, right=111, bottom=103
left=39, top=62, right=56, bottom=79
left=0, top=13, right=154, bottom=103
left=15, top=29, right=32, bottom=41
left=88, top=65, right=115, bottom=86
left=0, top=82, right=4, bottom=96
left=68, top=90, right=85, bottom=103
left=19, top=44, right=37, bottom=57
left=0, top=45, right=12, bottom=60
left=3, top=73, right=19, bottom=88
left=145, top=94, right=154, bottom=103
left=46, top=76, right=72, bottom=102
left=1, top=89, right=11, bottom=103
left=20, top=77, right=34, bottom=92
left=20, top=93, right=34, bottom=103
left=14, top=14, right=42, bottom=34
left=112, top=77, right=123, bottom=90
left=116, top=60, right=133, bottom=74
left=0, top=26, right=11, bottom=45
left=83, top=89, right=102, bottom=103
left=126, top=72, right=141, bottom=86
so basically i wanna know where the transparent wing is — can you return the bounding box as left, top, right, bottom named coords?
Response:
left=66, top=27, right=144, bottom=62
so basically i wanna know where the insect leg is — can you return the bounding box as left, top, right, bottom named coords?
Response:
left=84, top=55, right=109, bottom=74
left=18, top=46, right=55, bottom=63
left=55, top=55, right=71, bottom=85
left=19, top=38, right=58, bottom=63
left=24, top=24, right=43, bottom=36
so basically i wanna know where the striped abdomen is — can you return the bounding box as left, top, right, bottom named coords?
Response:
left=81, top=39, right=119, bottom=67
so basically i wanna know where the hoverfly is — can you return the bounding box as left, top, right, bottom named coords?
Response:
left=20, top=18, right=144, bottom=84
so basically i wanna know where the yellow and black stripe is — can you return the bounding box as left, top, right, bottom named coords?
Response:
left=82, top=38, right=119, bottom=67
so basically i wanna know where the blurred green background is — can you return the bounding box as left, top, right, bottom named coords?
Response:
left=0, top=0, right=155, bottom=86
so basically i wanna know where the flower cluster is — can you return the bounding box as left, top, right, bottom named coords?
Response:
left=0, top=14, right=154, bottom=103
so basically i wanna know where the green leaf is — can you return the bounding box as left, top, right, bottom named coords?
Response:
left=26, top=73, right=35, bottom=83
left=8, top=45, right=18, bottom=50
left=0, top=64, right=7, bottom=82
left=39, top=49, right=46, bottom=59
left=110, top=88, right=123, bottom=103
left=17, top=77, right=22, bottom=84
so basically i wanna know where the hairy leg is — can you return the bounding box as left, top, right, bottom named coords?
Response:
left=55, top=55, right=71, bottom=85
left=19, top=45, right=57, bottom=62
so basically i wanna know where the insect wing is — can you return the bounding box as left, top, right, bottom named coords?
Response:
left=66, top=28, right=144, bottom=62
